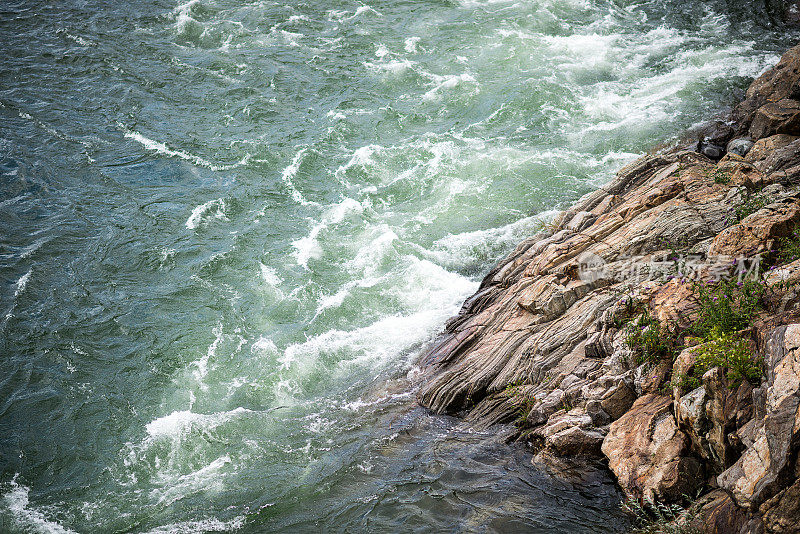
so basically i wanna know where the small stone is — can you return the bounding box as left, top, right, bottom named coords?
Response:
left=726, top=138, right=754, bottom=157
left=699, top=139, right=725, bottom=160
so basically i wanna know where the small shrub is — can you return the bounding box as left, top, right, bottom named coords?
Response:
left=622, top=496, right=701, bottom=534
left=691, top=276, right=764, bottom=337
left=777, top=226, right=800, bottom=264
left=655, top=236, right=692, bottom=262
left=613, top=294, right=646, bottom=329
left=668, top=371, right=701, bottom=393
left=626, top=312, right=680, bottom=365
left=734, top=190, right=768, bottom=222
left=710, top=168, right=731, bottom=185
left=505, top=382, right=536, bottom=426
left=692, top=330, right=762, bottom=388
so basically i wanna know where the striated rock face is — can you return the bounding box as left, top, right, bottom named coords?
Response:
left=687, top=490, right=750, bottom=534
left=413, top=42, right=800, bottom=534
left=601, top=395, right=702, bottom=501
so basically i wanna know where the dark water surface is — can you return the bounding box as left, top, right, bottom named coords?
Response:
left=0, top=0, right=797, bottom=531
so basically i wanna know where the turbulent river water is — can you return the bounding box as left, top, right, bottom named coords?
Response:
left=1, top=0, right=798, bottom=532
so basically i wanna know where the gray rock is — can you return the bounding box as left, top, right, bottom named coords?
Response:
left=700, top=142, right=725, bottom=160
left=727, top=138, right=754, bottom=157
left=718, top=324, right=800, bottom=509
left=586, top=399, right=611, bottom=426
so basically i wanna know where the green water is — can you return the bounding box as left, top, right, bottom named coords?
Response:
left=0, top=0, right=797, bottom=531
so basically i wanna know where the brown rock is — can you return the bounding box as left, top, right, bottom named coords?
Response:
left=599, top=381, right=637, bottom=420
left=749, top=99, right=800, bottom=141
left=650, top=279, right=699, bottom=329
left=602, top=394, right=703, bottom=501
left=673, top=346, right=699, bottom=400
left=760, top=477, right=800, bottom=534
left=533, top=410, right=607, bottom=457
left=702, top=367, right=737, bottom=473
left=745, top=134, right=800, bottom=164
left=686, top=489, right=750, bottom=534
left=757, top=138, right=800, bottom=185
left=707, top=200, right=800, bottom=258
left=734, top=44, right=800, bottom=131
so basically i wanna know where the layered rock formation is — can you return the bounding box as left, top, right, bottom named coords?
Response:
left=416, top=43, right=800, bottom=533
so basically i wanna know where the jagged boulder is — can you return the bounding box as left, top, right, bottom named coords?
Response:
left=746, top=134, right=800, bottom=165
left=734, top=43, right=800, bottom=133
left=602, top=394, right=703, bottom=501
left=531, top=410, right=606, bottom=456
left=760, top=477, right=800, bottom=534
left=707, top=199, right=800, bottom=258
left=718, top=324, right=800, bottom=509
left=750, top=99, right=800, bottom=140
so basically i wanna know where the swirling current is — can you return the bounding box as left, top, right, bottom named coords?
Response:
left=0, top=0, right=798, bottom=532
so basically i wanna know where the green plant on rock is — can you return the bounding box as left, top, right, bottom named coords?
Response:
left=691, top=330, right=762, bottom=389
left=623, top=496, right=701, bottom=534
left=625, top=312, right=680, bottom=365
left=613, top=293, right=646, bottom=329
left=655, top=236, right=692, bottom=262
left=776, top=226, right=800, bottom=265
left=505, top=381, right=536, bottom=426
left=710, top=167, right=731, bottom=185
left=734, top=189, right=768, bottom=222
left=691, top=276, right=765, bottom=337
left=667, top=371, right=701, bottom=394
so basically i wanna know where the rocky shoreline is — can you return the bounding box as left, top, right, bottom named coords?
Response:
left=415, top=43, right=800, bottom=533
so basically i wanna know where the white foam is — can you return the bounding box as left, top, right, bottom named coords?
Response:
left=252, top=336, right=278, bottom=355
left=404, top=37, right=420, bottom=53
left=189, top=324, right=223, bottom=390
left=141, top=516, right=245, bottom=534
left=14, top=269, right=31, bottom=298
left=120, top=126, right=250, bottom=171
left=2, top=478, right=77, bottom=534
left=278, top=255, right=476, bottom=384
left=364, top=58, right=415, bottom=74
left=145, top=407, right=250, bottom=439
left=422, top=73, right=478, bottom=102
left=259, top=263, right=282, bottom=287
left=327, top=110, right=346, bottom=121
left=280, top=30, right=303, bottom=47
left=333, top=144, right=381, bottom=182
left=291, top=232, right=323, bottom=269
left=280, top=147, right=318, bottom=206
left=428, top=212, right=555, bottom=265
left=173, top=0, right=201, bottom=34
left=149, top=455, right=232, bottom=507
left=348, top=225, right=398, bottom=276
left=291, top=197, right=364, bottom=268
left=350, top=5, right=382, bottom=19
left=65, top=33, right=91, bottom=46
left=185, top=198, right=227, bottom=229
